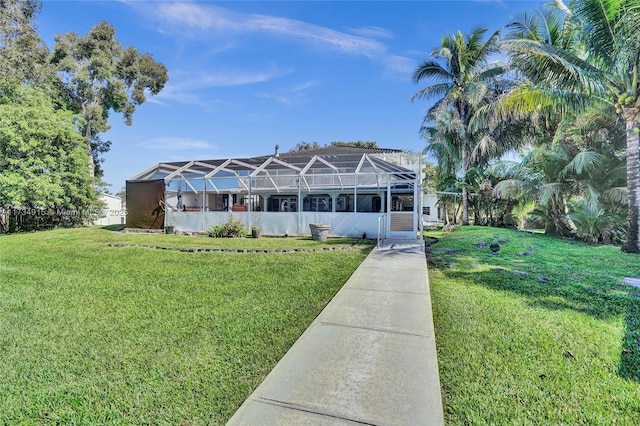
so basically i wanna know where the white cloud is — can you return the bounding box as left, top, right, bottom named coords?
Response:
left=151, top=65, right=290, bottom=107
left=174, top=67, right=290, bottom=89
left=125, top=1, right=413, bottom=74
left=349, top=26, right=394, bottom=40
left=386, top=55, right=417, bottom=74
left=256, top=79, right=318, bottom=106
left=291, top=80, right=319, bottom=92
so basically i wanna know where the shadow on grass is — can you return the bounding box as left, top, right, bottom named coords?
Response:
left=101, top=224, right=125, bottom=231
left=620, top=301, right=640, bottom=382
left=431, top=255, right=640, bottom=383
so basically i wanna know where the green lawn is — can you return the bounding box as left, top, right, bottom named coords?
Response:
left=0, top=227, right=373, bottom=424
left=426, top=226, right=640, bottom=425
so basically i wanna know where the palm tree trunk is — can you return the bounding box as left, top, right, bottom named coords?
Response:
left=623, top=116, right=640, bottom=253
left=461, top=149, right=470, bottom=225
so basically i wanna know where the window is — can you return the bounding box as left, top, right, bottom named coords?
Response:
left=267, top=196, right=297, bottom=212
left=356, top=195, right=382, bottom=212
left=303, top=195, right=332, bottom=212
left=392, top=195, right=414, bottom=212
left=336, top=195, right=353, bottom=212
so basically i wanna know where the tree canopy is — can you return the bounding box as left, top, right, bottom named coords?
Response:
left=51, top=20, right=168, bottom=177
left=414, top=0, right=640, bottom=252
left=0, top=87, right=98, bottom=230
left=0, top=0, right=167, bottom=232
left=289, top=141, right=379, bottom=152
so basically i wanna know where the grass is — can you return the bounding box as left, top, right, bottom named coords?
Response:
left=0, top=226, right=373, bottom=424
left=426, top=226, right=640, bottom=425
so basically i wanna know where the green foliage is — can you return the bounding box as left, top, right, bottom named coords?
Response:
left=0, top=86, right=99, bottom=230
left=412, top=27, right=515, bottom=225
left=566, top=198, right=627, bottom=244
left=290, top=141, right=320, bottom=151
left=0, top=4, right=167, bottom=233
left=208, top=216, right=249, bottom=238
left=0, top=0, right=54, bottom=91
left=422, top=161, right=438, bottom=190
left=51, top=21, right=168, bottom=176
left=329, top=141, right=378, bottom=148
left=501, top=0, right=640, bottom=251
left=289, top=140, right=379, bottom=152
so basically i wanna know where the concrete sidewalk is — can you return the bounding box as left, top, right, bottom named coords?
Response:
left=228, top=240, right=444, bottom=425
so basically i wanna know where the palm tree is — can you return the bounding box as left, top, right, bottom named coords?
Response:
left=411, top=28, right=506, bottom=224
left=502, top=0, right=640, bottom=252
left=494, top=103, right=628, bottom=240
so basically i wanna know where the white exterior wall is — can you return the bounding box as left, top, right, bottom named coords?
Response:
left=171, top=211, right=386, bottom=238
left=422, top=193, right=440, bottom=224
left=93, top=193, right=125, bottom=226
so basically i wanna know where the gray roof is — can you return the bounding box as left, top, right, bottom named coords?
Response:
left=130, top=149, right=419, bottom=182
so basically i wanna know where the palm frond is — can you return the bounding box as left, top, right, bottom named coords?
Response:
left=505, top=11, right=541, bottom=40
left=409, top=82, right=452, bottom=103
left=601, top=186, right=629, bottom=204
left=469, top=28, right=501, bottom=70
left=540, top=182, right=567, bottom=203
left=412, top=59, right=452, bottom=85
left=559, top=150, right=607, bottom=179
left=496, top=83, right=592, bottom=120
left=475, top=62, right=509, bottom=81
left=602, top=164, right=628, bottom=183
left=493, top=179, right=530, bottom=199
left=504, top=38, right=611, bottom=94
left=573, top=0, right=621, bottom=61
left=485, top=160, right=522, bottom=178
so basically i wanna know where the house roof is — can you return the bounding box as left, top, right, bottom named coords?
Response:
left=130, top=149, right=419, bottom=182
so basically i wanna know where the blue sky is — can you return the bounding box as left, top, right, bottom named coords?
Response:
left=37, top=0, right=542, bottom=191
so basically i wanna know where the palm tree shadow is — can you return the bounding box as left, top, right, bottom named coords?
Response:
left=437, top=266, right=640, bottom=383
left=619, top=299, right=640, bottom=382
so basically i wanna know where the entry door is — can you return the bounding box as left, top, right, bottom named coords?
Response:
left=389, top=194, right=417, bottom=238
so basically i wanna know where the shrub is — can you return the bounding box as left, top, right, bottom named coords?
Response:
left=442, top=224, right=458, bottom=234
left=566, top=199, right=627, bottom=244
left=208, top=216, right=248, bottom=238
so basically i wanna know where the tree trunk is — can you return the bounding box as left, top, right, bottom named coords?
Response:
left=544, top=219, right=556, bottom=235
left=623, top=115, right=640, bottom=253
left=455, top=103, right=470, bottom=225
left=461, top=150, right=470, bottom=225
left=83, top=108, right=95, bottom=179
left=544, top=198, right=572, bottom=237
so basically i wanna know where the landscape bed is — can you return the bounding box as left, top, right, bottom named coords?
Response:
left=0, top=227, right=373, bottom=423
left=426, top=226, right=640, bottom=424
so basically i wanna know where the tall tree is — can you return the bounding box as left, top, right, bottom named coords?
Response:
left=502, top=0, right=640, bottom=252
left=411, top=28, right=506, bottom=224
left=0, top=87, right=98, bottom=230
left=0, top=0, right=53, bottom=91
left=50, top=21, right=168, bottom=177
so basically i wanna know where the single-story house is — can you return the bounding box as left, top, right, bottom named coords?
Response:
left=125, top=146, right=426, bottom=239
left=421, top=191, right=441, bottom=225
left=93, top=193, right=125, bottom=226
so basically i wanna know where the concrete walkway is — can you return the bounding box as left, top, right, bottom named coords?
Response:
left=227, top=240, right=444, bottom=425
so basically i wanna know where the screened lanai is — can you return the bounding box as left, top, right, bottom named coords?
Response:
left=126, top=147, right=423, bottom=239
